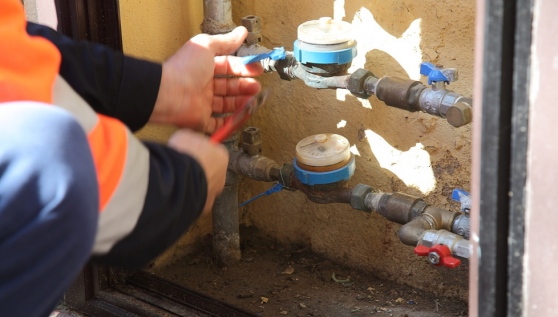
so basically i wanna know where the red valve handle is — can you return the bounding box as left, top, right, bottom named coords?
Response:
left=414, top=244, right=461, bottom=268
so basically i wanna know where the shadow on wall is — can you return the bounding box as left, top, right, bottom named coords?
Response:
left=338, top=3, right=435, bottom=195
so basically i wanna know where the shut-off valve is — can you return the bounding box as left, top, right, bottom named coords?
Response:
left=347, top=62, right=473, bottom=127
left=413, top=189, right=471, bottom=268
left=414, top=244, right=461, bottom=268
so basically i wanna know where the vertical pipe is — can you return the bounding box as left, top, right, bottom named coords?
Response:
left=201, top=0, right=241, bottom=265
left=201, top=0, right=236, bottom=34
left=211, top=138, right=242, bottom=266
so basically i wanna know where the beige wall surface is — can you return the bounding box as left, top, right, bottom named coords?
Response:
left=118, top=0, right=474, bottom=298
left=119, top=0, right=203, bottom=145
left=118, top=0, right=210, bottom=266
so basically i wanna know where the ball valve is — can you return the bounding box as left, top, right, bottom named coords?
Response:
left=414, top=244, right=461, bottom=268
left=418, top=62, right=473, bottom=127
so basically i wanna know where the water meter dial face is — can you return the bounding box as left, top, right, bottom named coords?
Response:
left=297, top=17, right=354, bottom=45
left=295, top=133, right=351, bottom=167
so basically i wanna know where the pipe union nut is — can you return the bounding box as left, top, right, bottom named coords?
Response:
left=348, top=69, right=374, bottom=99
left=428, top=251, right=441, bottom=265
left=350, top=184, right=373, bottom=212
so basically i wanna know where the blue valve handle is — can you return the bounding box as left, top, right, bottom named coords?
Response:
left=239, top=183, right=284, bottom=207
left=241, top=47, right=287, bottom=65
left=451, top=188, right=471, bottom=213
left=420, top=62, right=450, bottom=85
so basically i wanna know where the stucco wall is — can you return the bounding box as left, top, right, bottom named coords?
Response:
left=119, top=0, right=203, bottom=145
left=118, top=0, right=212, bottom=266
left=118, top=0, right=474, bottom=299
left=233, top=1, right=474, bottom=299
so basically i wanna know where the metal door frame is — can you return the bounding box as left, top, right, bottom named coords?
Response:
left=471, top=0, right=533, bottom=316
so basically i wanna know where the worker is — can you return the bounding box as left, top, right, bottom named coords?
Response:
left=0, top=0, right=263, bottom=316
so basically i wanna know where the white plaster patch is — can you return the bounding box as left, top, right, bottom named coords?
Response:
left=359, top=98, right=372, bottom=109
left=364, top=129, right=436, bottom=194
left=333, top=0, right=346, bottom=21
left=349, top=8, right=422, bottom=80
left=336, top=89, right=371, bottom=108
left=350, top=144, right=361, bottom=156
left=336, top=89, right=349, bottom=101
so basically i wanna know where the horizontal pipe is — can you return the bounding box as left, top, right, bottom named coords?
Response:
left=292, top=64, right=350, bottom=89
left=229, top=151, right=281, bottom=182
left=232, top=164, right=468, bottom=242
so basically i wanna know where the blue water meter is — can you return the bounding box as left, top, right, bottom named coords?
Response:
left=293, top=17, right=357, bottom=75
left=293, top=133, right=356, bottom=185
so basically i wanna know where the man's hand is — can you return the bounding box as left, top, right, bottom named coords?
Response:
left=150, top=26, right=264, bottom=134
left=167, top=129, right=229, bottom=214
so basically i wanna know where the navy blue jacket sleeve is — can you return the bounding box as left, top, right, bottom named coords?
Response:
left=92, top=142, right=207, bottom=268
left=26, top=22, right=162, bottom=132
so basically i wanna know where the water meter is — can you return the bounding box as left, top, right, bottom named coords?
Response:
left=293, top=17, right=357, bottom=76
left=293, top=133, right=355, bottom=185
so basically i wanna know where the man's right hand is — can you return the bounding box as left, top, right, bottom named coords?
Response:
left=167, top=129, right=228, bottom=214
left=150, top=26, right=263, bottom=134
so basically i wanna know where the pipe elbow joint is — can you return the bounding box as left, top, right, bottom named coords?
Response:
left=424, top=206, right=459, bottom=231
left=398, top=216, right=434, bottom=246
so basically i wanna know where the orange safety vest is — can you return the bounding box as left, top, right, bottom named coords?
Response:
left=0, top=0, right=149, bottom=254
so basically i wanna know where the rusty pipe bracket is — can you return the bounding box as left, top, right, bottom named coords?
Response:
left=241, top=15, right=262, bottom=46
left=241, top=127, right=262, bottom=156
